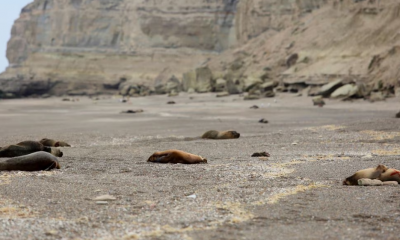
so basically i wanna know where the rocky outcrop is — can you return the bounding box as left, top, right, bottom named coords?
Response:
left=0, top=0, right=326, bottom=97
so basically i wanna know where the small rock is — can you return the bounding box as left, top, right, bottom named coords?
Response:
left=361, top=154, right=373, bottom=159
left=244, top=95, right=260, bottom=100
left=45, top=230, right=58, bottom=236
left=259, top=118, right=269, bottom=124
left=250, top=105, right=259, bottom=109
left=167, top=101, right=176, bottom=104
left=216, top=92, right=230, bottom=98
left=251, top=152, right=270, bottom=157
left=62, top=98, right=70, bottom=101
left=96, top=201, right=109, bottom=205
left=291, top=142, right=298, bottom=145
left=187, top=194, right=196, bottom=199
left=358, top=179, right=383, bottom=186
left=312, top=96, right=325, bottom=107
left=93, top=195, right=117, bottom=201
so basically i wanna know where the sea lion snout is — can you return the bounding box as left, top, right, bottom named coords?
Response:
left=230, top=131, right=240, bottom=138
left=51, top=148, right=63, bottom=157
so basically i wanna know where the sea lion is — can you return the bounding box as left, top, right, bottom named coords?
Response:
left=259, top=119, right=269, bottom=124
left=120, top=109, right=144, bottom=114
left=378, top=168, right=400, bottom=183
left=39, top=138, right=71, bottom=147
left=251, top=152, right=270, bottom=157
left=0, top=151, right=60, bottom=171
left=0, top=141, right=63, bottom=158
left=147, top=150, right=207, bottom=164
left=343, top=164, right=388, bottom=185
left=201, top=130, right=240, bottom=140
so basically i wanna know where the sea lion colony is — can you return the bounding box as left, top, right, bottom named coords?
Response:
left=0, top=132, right=398, bottom=186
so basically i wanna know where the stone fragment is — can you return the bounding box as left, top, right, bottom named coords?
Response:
left=93, top=195, right=117, bottom=201
left=216, top=92, right=230, bottom=98
left=96, top=201, right=109, bottom=205
left=244, top=94, right=260, bottom=100
left=312, top=96, right=325, bottom=107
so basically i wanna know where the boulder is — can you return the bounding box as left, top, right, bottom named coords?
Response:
left=330, top=84, right=359, bottom=99
left=182, top=70, right=197, bottom=92
left=154, top=68, right=172, bottom=94
left=165, top=75, right=181, bottom=93
left=215, top=78, right=227, bottom=92
left=195, top=66, right=213, bottom=93
left=318, top=79, right=343, bottom=97
left=226, top=79, right=243, bottom=94
left=244, top=76, right=263, bottom=92
left=369, top=91, right=386, bottom=102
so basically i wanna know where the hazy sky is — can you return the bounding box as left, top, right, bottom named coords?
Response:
left=0, top=0, right=32, bottom=72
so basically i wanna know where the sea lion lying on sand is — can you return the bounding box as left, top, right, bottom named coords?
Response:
left=0, top=151, right=60, bottom=171
left=0, top=141, right=63, bottom=158
left=39, top=138, right=71, bottom=147
left=201, top=130, right=240, bottom=139
left=147, top=150, right=207, bottom=164
left=379, top=168, right=400, bottom=183
left=343, top=165, right=388, bottom=185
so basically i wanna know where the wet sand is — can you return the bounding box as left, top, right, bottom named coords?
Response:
left=0, top=93, right=399, bottom=240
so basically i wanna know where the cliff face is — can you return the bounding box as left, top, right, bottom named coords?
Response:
left=0, top=0, right=325, bottom=96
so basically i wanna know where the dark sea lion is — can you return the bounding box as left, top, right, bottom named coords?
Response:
left=147, top=150, right=207, bottom=164
left=0, top=151, right=60, bottom=171
left=378, top=168, right=400, bottom=183
left=167, top=101, right=176, bottom=104
left=201, top=130, right=240, bottom=140
left=39, top=138, right=71, bottom=147
left=343, top=165, right=388, bottom=185
left=251, top=152, right=270, bottom=157
left=0, top=141, right=63, bottom=158
left=259, top=119, right=269, bottom=124
left=120, top=109, right=144, bottom=114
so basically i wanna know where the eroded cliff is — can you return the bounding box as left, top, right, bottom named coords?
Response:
left=5, top=0, right=397, bottom=99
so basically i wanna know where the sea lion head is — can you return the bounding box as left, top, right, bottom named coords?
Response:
left=51, top=148, right=63, bottom=157
left=228, top=131, right=240, bottom=138
left=199, top=156, right=208, bottom=164
left=375, top=164, right=388, bottom=173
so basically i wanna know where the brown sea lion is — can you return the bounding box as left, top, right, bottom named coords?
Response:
left=39, top=138, right=71, bottom=147
left=0, top=141, right=63, bottom=158
left=201, top=130, right=240, bottom=140
left=378, top=168, right=400, bottom=183
left=147, top=150, right=207, bottom=164
left=343, top=164, right=388, bottom=185
left=0, top=151, right=60, bottom=171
